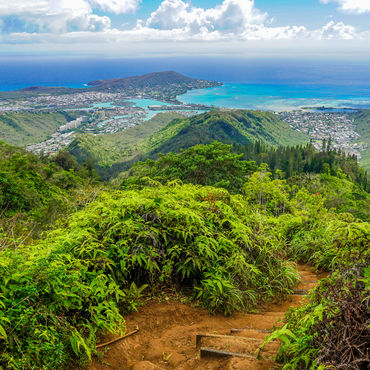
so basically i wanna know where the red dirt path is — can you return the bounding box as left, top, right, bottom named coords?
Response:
left=90, top=265, right=325, bottom=370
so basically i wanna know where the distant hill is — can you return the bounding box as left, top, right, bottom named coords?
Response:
left=68, top=110, right=309, bottom=179
left=68, top=112, right=184, bottom=171
left=88, top=71, right=219, bottom=90
left=0, top=71, right=221, bottom=99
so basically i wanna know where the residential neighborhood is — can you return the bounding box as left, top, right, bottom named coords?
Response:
left=277, top=110, right=367, bottom=158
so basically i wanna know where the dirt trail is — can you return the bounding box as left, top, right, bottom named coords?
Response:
left=90, top=265, right=325, bottom=370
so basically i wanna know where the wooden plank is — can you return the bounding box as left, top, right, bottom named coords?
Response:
left=196, top=333, right=260, bottom=347
left=200, top=347, right=256, bottom=359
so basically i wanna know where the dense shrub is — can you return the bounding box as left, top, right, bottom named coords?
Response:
left=122, top=142, right=257, bottom=193
left=0, top=183, right=299, bottom=369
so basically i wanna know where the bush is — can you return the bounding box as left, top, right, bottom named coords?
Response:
left=0, top=183, right=299, bottom=368
left=122, top=142, right=257, bottom=193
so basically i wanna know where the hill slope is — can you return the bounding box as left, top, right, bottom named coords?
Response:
left=0, top=111, right=77, bottom=146
left=148, top=110, right=309, bottom=155
left=68, top=112, right=184, bottom=169
left=88, top=71, right=219, bottom=90
left=68, top=110, right=309, bottom=179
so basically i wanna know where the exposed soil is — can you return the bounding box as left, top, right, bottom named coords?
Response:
left=90, top=265, right=325, bottom=370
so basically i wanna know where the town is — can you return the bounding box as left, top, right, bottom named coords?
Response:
left=277, top=110, right=367, bottom=159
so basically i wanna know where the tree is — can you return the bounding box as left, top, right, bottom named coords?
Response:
left=122, top=142, right=257, bottom=193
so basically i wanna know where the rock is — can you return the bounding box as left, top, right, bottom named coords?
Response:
left=131, top=360, right=163, bottom=370
left=144, top=338, right=164, bottom=360
left=168, top=353, right=186, bottom=367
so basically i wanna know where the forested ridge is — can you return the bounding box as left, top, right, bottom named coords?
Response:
left=68, top=110, right=308, bottom=179
left=0, top=137, right=368, bottom=369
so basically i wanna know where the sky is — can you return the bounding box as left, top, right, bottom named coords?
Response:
left=0, top=0, right=369, bottom=58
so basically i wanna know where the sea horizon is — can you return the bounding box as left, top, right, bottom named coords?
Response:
left=1, top=57, right=370, bottom=111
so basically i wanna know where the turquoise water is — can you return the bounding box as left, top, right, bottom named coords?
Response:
left=92, top=102, right=114, bottom=108
left=178, top=83, right=370, bottom=111
left=128, top=98, right=171, bottom=119
left=90, top=99, right=170, bottom=120
left=92, top=99, right=172, bottom=121
left=128, top=98, right=169, bottom=108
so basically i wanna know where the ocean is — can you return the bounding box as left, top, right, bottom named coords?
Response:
left=1, top=57, right=370, bottom=110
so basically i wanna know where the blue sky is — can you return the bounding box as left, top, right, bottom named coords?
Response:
left=0, top=1, right=369, bottom=58
left=112, top=1, right=370, bottom=29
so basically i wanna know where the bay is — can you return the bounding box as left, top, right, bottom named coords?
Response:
left=178, top=83, right=370, bottom=111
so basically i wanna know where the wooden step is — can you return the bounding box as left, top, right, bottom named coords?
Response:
left=196, top=333, right=261, bottom=347
left=194, top=266, right=320, bottom=367
left=200, top=347, right=256, bottom=360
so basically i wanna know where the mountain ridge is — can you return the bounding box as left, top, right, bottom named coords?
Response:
left=67, top=109, right=309, bottom=179
left=147, top=110, right=309, bottom=155
left=87, top=70, right=220, bottom=90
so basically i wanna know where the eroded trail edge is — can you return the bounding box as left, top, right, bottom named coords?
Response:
left=90, top=264, right=325, bottom=370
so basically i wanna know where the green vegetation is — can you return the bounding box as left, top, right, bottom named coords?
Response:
left=0, top=137, right=368, bottom=369
left=148, top=110, right=309, bottom=154
left=68, top=112, right=184, bottom=177
left=262, top=267, right=369, bottom=369
left=235, top=140, right=368, bottom=189
left=68, top=110, right=309, bottom=179
left=0, top=182, right=300, bottom=368
left=235, top=141, right=369, bottom=219
left=352, top=109, right=370, bottom=171
left=0, top=111, right=77, bottom=146
left=123, top=141, right=369, bottom=219
left=261, top=206, right=369, bottom=369
left=122, top=142, right=257, bottom=193
left=0, top=140, right=100, bottom=245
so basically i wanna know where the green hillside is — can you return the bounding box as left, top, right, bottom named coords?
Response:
left=148, top=110, right=309, bottom=155
left=0, top=111, right=77, bottom=146
left=68, top=112, right=184, bottom=168
left=352, top=109, right=370, bottom=171
left=68, top=110, right=309, bottom=179
left=0, top=140, right=99, bottom=239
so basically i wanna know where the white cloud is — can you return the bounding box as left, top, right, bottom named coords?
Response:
left=89, top=0, right=141, bottom=14
left=321, top=0, right=370, bottom=14
left=0, top=0, right=368, bottom=54
left=0, top=0, right=140, bottom=33
left=317, top=21, right=357, bottom=39
left=146, top=0, right=267, bottom=34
